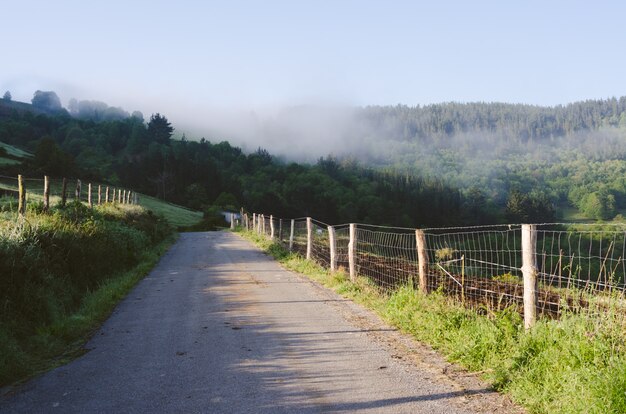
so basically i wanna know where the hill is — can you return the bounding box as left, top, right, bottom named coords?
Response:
left=4, top=92, right=626, bottom=225
left=309, top=99, right=626, bottom=222
left=0, top=103, right=477, bottom=228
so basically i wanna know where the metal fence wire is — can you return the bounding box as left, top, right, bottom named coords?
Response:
left=310, top=219, right=330, bottom=268
left=244, top=216, right=626, bottom=319
left=0, top=175, right=135, bottom=208
left=356, top=226, right=418, bottom=292
left=423, top=225, right=524, bottom=312
left=291, top=218, right=308, bottom=257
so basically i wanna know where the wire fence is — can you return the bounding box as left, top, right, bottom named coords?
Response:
left=246, top=214, right=626, bottom=323
left=0, top=174, right=138, bottom=213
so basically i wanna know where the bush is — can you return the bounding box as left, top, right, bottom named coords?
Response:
left=0, top=202, right=173, bottom=385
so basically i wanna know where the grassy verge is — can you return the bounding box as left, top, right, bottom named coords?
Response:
left=0, top=177, right=202, bottom=229
left=239, top=230, right=626, bottom=414
left=138, top=194, right=203, bottom=228
left=0, top=201, right=175, bottom=386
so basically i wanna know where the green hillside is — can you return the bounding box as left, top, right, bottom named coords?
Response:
left=0, top=141, right=32, bottom=166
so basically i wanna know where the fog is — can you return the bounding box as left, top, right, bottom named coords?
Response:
left=171, top=104, right=367, bottom=162
left=5, top=85, right=626, bottom=180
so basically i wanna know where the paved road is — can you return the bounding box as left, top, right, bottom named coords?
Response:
left=0, top=232, right=520, bottom=413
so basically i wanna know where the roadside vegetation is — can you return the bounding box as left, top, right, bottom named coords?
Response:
left=240, top=229, right=626, bottom=414
left=0, top=199, right=174, bottom=386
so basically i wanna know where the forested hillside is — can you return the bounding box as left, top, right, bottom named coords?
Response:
left=0, top=99, right=471, bottom=227
left=3, top=95, right=626, bottom=224
left=345, top=99, right=626, bottom=221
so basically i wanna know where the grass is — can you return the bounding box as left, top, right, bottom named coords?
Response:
left=138, top=194, right=203, bottom=228
left=0, top=141, right=33, bottom=159
left=240, top=229, right=626, bottom=414
left=0, top=176, right=203, bottom=229
left=0, top=157, right=20, bottom=166
left=0, top=201, right=175, bottom=386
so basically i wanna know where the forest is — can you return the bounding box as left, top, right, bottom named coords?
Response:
left=0, top=95, right=468, bottom=227
left=345, top=99, right=626, bottom=222
left=2, top=92, right=626, bottom=225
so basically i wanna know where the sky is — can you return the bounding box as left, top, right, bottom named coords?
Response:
left=3, top=0, right=626, bottom=145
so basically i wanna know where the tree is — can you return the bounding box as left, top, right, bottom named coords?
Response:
left=131, top=111, right=144, bottom=123
left=32, top=137, right=76, bottom=176
left=31, top=90, right=62, bottom=111
left=147, top=113, right=173, bottom=145
left=213, top=192, right=239, bottom=211
left=505, top=190, right=555, bottom=223
left=463, top=187, right=490, bottom=224
left=581, top=190, right=616, bottom=220
left=2, top=91, right=11, bottom=101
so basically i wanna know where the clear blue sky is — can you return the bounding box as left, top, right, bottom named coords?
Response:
left=3, top=0, right=626, bottom=123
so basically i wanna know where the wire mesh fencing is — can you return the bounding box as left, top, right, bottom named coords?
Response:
left=242, top=215, right=626, bottom=323
left=291, top=218, right=308, bottom=257
left=356, top=225, right=418, bottom=292
left=534, top=224, right=626, bottom=316
left=334, top=225, right=350, bottom=272
left=423, top=224, right=525, bottom=313
left=310, top=219, right=331, bottom=268
left=1, top=174, right=137, bottom=213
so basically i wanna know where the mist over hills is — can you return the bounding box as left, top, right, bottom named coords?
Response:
left=2, top=90, right=626, bottom=224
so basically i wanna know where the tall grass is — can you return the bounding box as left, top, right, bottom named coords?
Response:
left=0, top=201, right=174, bottom=386
left=240, top=230, right=626, bottom=414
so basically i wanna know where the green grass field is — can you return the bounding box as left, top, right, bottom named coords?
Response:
left=0, top=158, right=20, bottom=166
left=0, top=175, right=202, bottom=228
left=138, top=194, right=203, bottom=228
left=0, top=141, right=31, bottom=166
left=0, top=141, right=33, bottom=158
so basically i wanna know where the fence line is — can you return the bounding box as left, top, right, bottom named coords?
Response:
left=0, top=174, right=139, bottom=216
left=246, top=214, right=626, bottom=328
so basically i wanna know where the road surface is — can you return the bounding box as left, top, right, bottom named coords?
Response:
left=0, top=232, right=521, bottom=413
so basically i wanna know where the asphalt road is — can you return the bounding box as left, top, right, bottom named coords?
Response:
left=0, top=232, right=521, bottom=413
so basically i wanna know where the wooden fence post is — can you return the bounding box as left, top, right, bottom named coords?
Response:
left=61, top=178, right=67, bottom=206
left=98, top=185, right=102, bottom=205
left=289, top=219, right=295, bottom=251
left=306, top=217, right=313, bottom=260
left=415, top=229, right=429, bottom=293
left=522, top=224, right=538, bottom=330
left=75, top=179, right=81, bottom=201
left=123, top=190, right=127, bottom=204
left=279, top=219, right=283, bottom=242
left=88, top=183, right=93, bottom=208
left=328, top=225, right=337, bottom=272
left=118, top=189, right=121, bottom=203
left=105, top=186, right=109, bottom=203
left=18, top=174, right=26, bottom=216
left=348, top=223, right=357, bottom=282
left=270, top=215, right=275, bottom=239
left=43, top=175, right=50, bottom=212
left=230, top=213, right=235, bottom=230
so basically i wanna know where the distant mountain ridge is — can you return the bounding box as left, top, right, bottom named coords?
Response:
left=357, top=97, right=626, bottom=143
